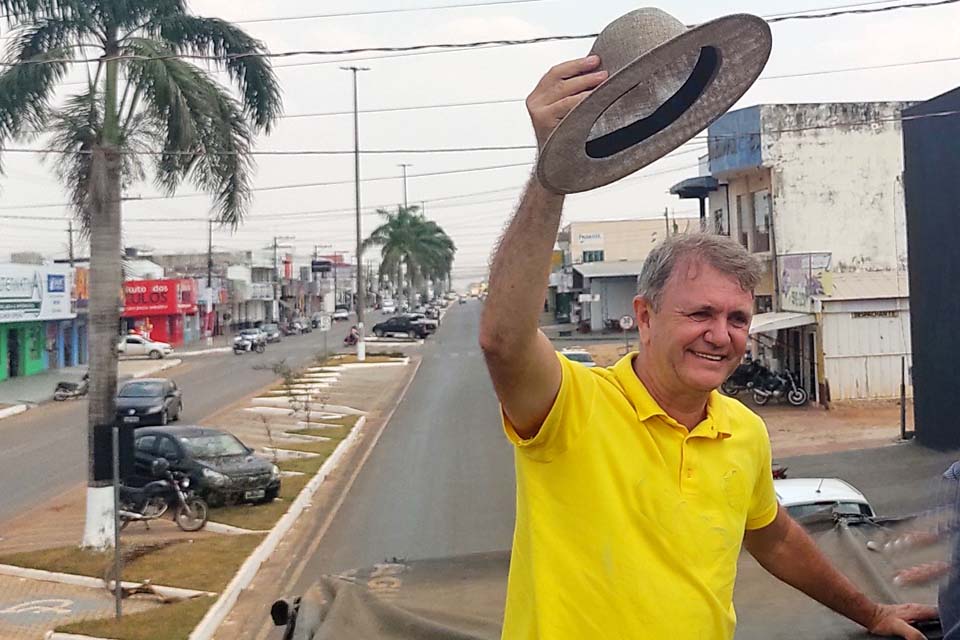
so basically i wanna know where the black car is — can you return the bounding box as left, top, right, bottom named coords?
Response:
left=133, top=425, right=281, bottom=505
left=372, top=316, right=429, bottom=339
left=260, top=323, right=282, bottom=343
left=116, top=378, right=182, bottom=426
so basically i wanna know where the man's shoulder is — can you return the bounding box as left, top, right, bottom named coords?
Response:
left=712, top=392, right=768, bottom=434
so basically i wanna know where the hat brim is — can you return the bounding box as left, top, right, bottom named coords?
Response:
left=537, top=14, right=772, bottom=194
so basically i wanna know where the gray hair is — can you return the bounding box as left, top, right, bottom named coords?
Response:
left=637, top=233, right=762, bottom=310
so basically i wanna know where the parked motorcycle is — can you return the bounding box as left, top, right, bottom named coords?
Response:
left=720, top=361, right=766, bottom=396
left=234, top=335, right=266, bottom=355
left=752, top=369, right=809, bottom=407
left=118, top=458, right=208, bottom=532
left=53, top=372, right=89, bottom=401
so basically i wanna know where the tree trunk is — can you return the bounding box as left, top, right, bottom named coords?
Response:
left=81, top=144, right=123, bottom=550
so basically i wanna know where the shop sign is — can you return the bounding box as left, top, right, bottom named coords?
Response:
left=123, top=279, right=179, bottom=316
left=0, top=265, right=74, bottom=323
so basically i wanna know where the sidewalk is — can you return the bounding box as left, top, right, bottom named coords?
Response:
left=0, top=358, right=182, bottom=413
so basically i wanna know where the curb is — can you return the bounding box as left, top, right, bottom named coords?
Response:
left=186, top=414, right=367, bottom=640
left=0, top=563, right=215, bottom=600
left=0, top=404, right=29, bottom=421
left=179, top=347, right=233, bottom=357
left=46, top=633, right=110, bottom=640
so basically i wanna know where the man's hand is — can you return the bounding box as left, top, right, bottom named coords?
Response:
left=866, top=603, right=939, bottom=639
left=526, top=55, right=607, bottom=151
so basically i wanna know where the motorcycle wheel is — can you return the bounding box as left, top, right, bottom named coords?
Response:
left=233, top=347, right=242, bottom=355
left=720, top=381, right=739, bottom=396
left=752, top=390, right=771, bottom=406
left=53, top=390, right=67, bottom=401
left=175, top=497, right=209, bottom=532
left=255, top=343, right=265, bottom=354
left=787, top=388, right=808, bottom=407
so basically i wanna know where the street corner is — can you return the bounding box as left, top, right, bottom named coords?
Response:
left=0, top=574, right=158, bottom=639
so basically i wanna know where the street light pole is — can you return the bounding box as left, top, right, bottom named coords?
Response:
left=398, top=163, right=412, bottom=209
left=342, top=65, right=370, bottom=361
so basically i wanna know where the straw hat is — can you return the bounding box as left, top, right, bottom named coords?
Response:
left=536, top=8, right=772, bottom=194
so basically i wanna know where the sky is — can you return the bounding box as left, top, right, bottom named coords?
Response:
left=0, top=0, right=958, bottom=289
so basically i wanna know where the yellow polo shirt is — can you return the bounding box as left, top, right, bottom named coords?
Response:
left=501, top=353, right=778, bottom=640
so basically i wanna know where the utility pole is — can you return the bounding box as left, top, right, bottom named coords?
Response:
left=271, top=235, right=294, bottom=323
left=207, top=220, right=213, bottom=288
left=342, top=65, right=370, bottom=361
left=398, top=163, right=412, bottom=209
left=663, top=207, right=670, bottom=239
left=67, top=221, right=75, bottom=267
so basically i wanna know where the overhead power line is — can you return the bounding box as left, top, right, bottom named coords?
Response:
left=1, top=0, right=956, bottom=67
left=232, top=0, right=548, bottom=25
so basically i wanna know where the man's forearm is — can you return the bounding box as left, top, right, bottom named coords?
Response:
left=480, top=175, right=564, bottom=352
left=747, top=515, right=879, bottom=629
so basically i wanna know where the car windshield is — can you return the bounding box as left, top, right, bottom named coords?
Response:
left=262, top=324, right=278, bottom=332
left=563, top=352, right=594, bottom=363
left=119, top=381, right=163, bottom=398
left=240, top=330, right=259, bottom=337
left=786, top=501, right=873, bottom=519
left=179, top=434, right=248, bottom=458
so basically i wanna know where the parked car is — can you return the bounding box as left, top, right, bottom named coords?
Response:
left=117, top=334, right=173, bottom=359
left=425, top=306, right=441, bottom=320
left=774, top=478, right=876, bottom=520
left=297, top=320, right=313, bottom=334
left=401, top=312, right=438, bottom=333
left=560, top=348, right=597, bottom=368
left=133, top=425, right=281, bottom=506
left=381, top=299, right=397, bottom=314
left=332, top=306, right=351, bottom=321
left=261, top=323, right=282, bottom=343
left=372, top=316, right=430, bottom=339
left=239, top=328, right=267, bottom=345
left=116, top=378, right=183, bottom=426
left=458, top=296, right=467, bottom=305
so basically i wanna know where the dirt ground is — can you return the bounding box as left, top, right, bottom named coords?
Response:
left=579, top=342, right=910, bottom=458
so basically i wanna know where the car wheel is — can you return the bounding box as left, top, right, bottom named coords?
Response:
left=160, top=410, right=168, bottom=426
left=408, top=330, right=417, bottom=339
left=375, top=330, right=385, bottom=338
left=149, top=350, right=162, bottom=359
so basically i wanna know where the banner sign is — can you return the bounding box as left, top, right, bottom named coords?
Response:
left=0, top=264, right=75, bottom=323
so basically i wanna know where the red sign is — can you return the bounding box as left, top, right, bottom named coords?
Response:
left=177, top=278, right=198, bottom=314
left=123, top=279, right=179, bottom=316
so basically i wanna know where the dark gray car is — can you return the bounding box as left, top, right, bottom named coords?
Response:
left=133, top=425, right=281, bottom=505
left=116, top=378, right=182, bottom=426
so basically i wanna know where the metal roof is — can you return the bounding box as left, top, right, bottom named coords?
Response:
left=572, top=260, right=647, bottom=279
left=749, top=311, right=816, bottom=335
left=818, top=271, right=909, bottom=301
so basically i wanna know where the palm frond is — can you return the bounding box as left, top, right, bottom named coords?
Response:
left=122, top=36, right=254, bottom=225
left=149, top=14, right=282, bottom=132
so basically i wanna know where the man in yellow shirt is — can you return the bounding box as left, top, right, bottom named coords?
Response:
left=478, top=55, right=937, bottom=639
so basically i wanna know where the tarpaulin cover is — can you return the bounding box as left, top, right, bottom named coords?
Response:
left=275, top=518, right=949, bottom=640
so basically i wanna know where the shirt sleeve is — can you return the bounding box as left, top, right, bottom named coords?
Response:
left=502, top=352, right=597, bottom=463
left=745, top=419, right=779, bottom=530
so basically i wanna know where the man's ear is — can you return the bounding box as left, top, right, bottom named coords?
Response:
left=633, top=295, right=654, bottom=345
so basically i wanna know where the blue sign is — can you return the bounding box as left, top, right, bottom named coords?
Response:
left=47, top=274, right=66, bottom=293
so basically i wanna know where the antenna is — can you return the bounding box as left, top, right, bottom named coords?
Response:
left=815, top=478, right=825, bottom=494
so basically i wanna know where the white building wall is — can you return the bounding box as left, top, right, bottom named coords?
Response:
left=763, top=103, right=910, bottom=272
left=820, top=297, right=912, bottom=400
left=586, top=276, right=637, bottom=332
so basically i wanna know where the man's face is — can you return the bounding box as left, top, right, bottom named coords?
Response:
left=634, top=259, right=753, bottom=394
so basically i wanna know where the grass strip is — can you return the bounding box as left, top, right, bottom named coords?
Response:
left=56, top=594, right=217, bottom=640
left=208, top=475, right=310, bottom=531
left=0, top=534, right=264, bottom=593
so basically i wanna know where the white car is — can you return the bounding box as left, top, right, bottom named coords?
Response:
left=117, top=334, right=174, bottom=359
left=381, top=299, right=397, bottom=314
left=775, top=478, right=876, bottom=520
left=332, top=307, right=351, bottom=321
left=560, top=348, right=597, bottom=368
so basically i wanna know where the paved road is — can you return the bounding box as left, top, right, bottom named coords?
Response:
left=287, top=299, right=515, bottom=588
left=0, top=314, right=389, bottom=523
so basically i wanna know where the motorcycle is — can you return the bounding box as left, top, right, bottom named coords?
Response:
left=234, top=335, right=266, bottom=355
left=752, top=369, right=809, bottom=407
left=720, top=360, right=766, bottom=396
left=118, top=459, right=208, bottom=532
left=54, top=372, right=89, bottom=401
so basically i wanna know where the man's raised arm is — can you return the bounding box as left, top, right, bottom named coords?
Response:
left=479, top=55, right=606, bottom=439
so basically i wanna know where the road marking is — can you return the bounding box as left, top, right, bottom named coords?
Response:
left=0, top=598, right=73, bottom=615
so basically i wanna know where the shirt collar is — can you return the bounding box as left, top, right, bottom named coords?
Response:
left=611, top=353, right=732, bottom=439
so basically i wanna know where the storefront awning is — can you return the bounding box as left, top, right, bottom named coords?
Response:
left=749, top=312, right=816, bottom=335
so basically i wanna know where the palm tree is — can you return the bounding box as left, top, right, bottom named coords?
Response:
left=0, top=0, right=281, bottom=548
left=364, top=205, right=456, bottom=304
